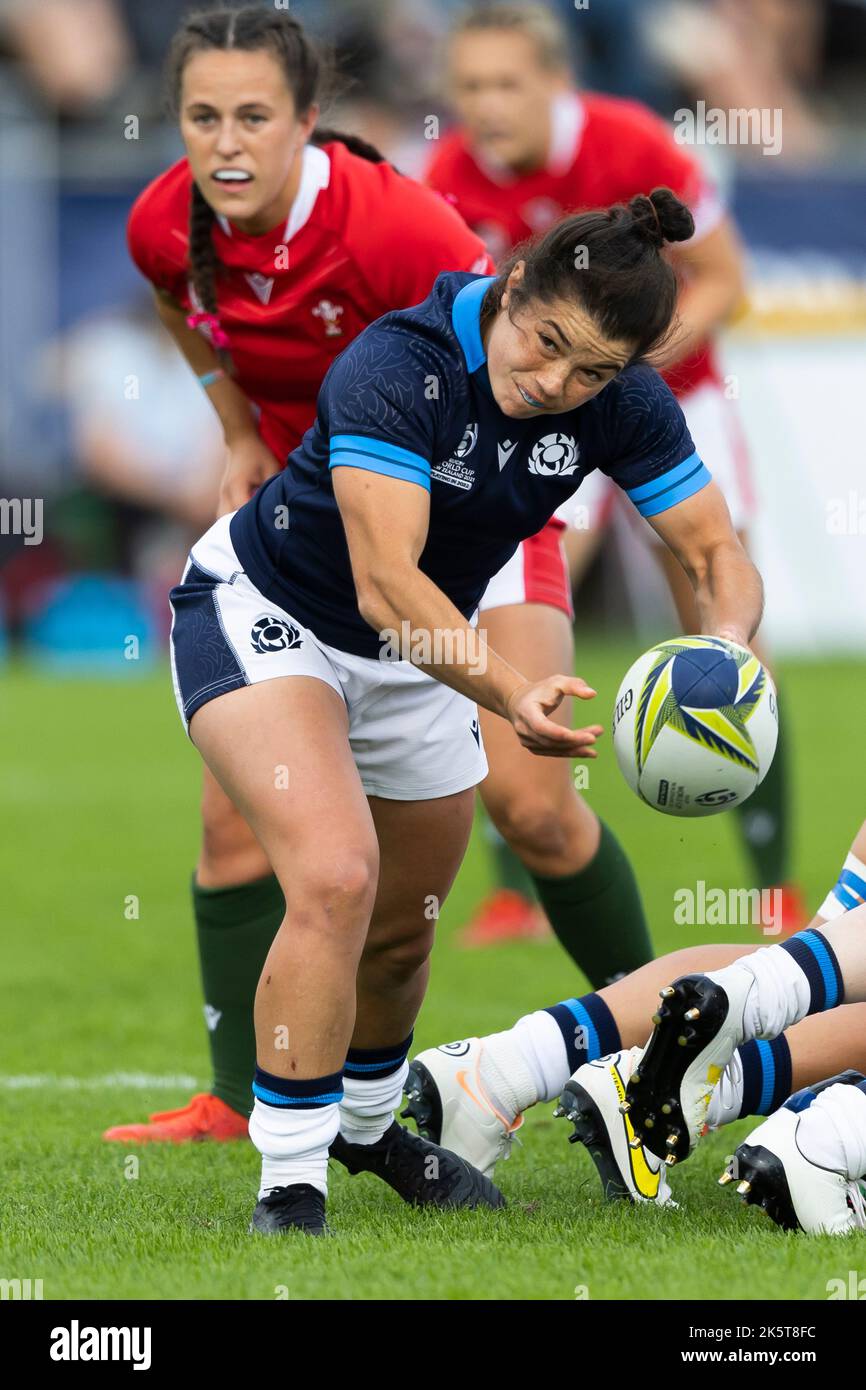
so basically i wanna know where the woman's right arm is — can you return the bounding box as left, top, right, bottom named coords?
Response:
left=152, top=287, right=281, bottom=515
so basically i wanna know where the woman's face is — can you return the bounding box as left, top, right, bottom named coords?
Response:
left=179, top=48, right=318, bottom=234
left=484, top=264, right=633, bottom=418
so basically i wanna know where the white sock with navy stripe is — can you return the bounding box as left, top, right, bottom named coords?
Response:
left=707, top=929, right=844, bottom=1041
left=796, top=1081, right=866, bottom=1180
left=339, top=1036, right=413, bottom=1145
left=249, top=1067, right=343, bottom=1199
left=482, top=993, right=622, bottom=1113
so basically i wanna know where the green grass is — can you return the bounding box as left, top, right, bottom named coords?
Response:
left=2, top=644, right=864, bottom=1300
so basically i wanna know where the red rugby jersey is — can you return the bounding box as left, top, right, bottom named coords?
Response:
left=424, top=92, right=726, bottom=399
left=128, top=140, right=494, bottom=462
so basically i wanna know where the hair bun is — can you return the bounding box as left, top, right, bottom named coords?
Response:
left=629, top=188, right=695, bottom=248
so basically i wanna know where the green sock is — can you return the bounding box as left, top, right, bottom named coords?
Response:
left=735, top=717, right=789, bottom=886
left=192, top=872, right=285, bottom=1117
left=484, top=816, right=538, bottom=900
left=530, top=821, right=653, bottom=988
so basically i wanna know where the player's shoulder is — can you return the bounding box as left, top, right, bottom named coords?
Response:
left=329, top=139, right=475, bottom=238
left=128, top=156, right=191, bottom=235
left=593, top=362, right=683, bottom=441
left=424, top=126, right=474, bottom=185
left=329, top=271, right=477, bottom=386
left=581, top=91, right=675, bottom=145
left=127, top=157, right=192, bottom=279
left=602, top=361, right=678, bottom=409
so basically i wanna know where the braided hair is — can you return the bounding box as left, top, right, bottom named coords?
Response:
left=165, top=6, right=388, bottom=374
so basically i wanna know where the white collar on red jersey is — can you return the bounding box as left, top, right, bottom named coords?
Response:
left=215, top=143, right=331, bottom=242
left=470, top=90, right=586, bottom=184
left=546, top=91, right=586, bottom=176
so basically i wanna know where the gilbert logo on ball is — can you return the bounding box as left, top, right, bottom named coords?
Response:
left=612, top=637, right=778, bottom=817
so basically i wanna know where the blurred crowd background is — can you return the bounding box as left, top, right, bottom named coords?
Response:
left=1, top=0, right=865, bottom=671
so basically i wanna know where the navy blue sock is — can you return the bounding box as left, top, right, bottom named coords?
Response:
left=780, top=929, right=845, bottom=1014
left=545, top=993, right=621, bottom=1073
left=783, top=1069, right=866, bottom=1113
left=252, top=1066, right=343, bottom=1109
left=343, top=1032, right=413, bottom=1081
left=737, top=1036, right=793, bottom=1117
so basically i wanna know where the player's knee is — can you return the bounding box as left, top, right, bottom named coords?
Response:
left=493, top=795, right=571, bottom=862
left=362, top=926, right=433, bottom=987
left=291, top=853, right=379, bottom=931
left=198, top=795, right=268, bottom=884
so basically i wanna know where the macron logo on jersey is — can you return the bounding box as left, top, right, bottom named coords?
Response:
left=245, top=272, right=275, bottom=305
left=497, top=439, right=518, bottom=471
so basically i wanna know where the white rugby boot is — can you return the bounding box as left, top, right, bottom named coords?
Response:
left=625, top=969, right=755, bottom=1164
left=402, top=1038, right=523, bottom=1180
left=723, top=1101, right=866, bottom=1235
left=556, top=1047, right=675, bottom=1205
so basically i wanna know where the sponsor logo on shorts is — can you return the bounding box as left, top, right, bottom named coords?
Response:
left=470, top=717, right=481, bottom=746
left=528, top=432, right=579, bottom=477
left=250, top=615, right=303, bottom=654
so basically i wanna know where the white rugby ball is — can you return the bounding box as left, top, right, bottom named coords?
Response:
left=612, top=636, right=778, bottom=817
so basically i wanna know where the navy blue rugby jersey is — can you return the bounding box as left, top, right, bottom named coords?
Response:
left=230, top=272, right=711, bottom=657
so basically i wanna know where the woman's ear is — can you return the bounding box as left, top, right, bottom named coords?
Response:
left=501, top=260, right=525, bottom=312
left=299, top=102, right=320, bottom=145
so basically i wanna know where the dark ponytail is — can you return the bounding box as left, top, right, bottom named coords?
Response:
left=480, top=187, right=695, bottom=363
left=310, top=127, right=387, bottom=165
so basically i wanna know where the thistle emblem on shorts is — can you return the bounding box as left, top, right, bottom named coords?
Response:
left=250, top=615, right=302, bottom=653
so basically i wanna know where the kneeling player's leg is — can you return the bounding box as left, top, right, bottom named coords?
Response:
left=723, top=1070, right=866, bottom=1235
left=479, top=600, right=652, bottom=986
left=405, top=943, right=749, bottom=1168
left=626, top=911, right=866, bottom=1159
left=191, top=676, right=379, bottom=1211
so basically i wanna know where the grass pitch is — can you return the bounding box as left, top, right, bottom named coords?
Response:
left=2, top=644, right=864, bottom=1300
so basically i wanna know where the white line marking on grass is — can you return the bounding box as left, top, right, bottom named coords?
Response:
left=0, top=1073, right=202, bottom=1090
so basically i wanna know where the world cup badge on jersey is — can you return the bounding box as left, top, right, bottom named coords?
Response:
left=431, top=422, right=478, bottom=490
left=528, top=432, right=579, bottom=477
left=312, top=300, right=345, bottom=336
left=455, top=423, right=478, bottom=458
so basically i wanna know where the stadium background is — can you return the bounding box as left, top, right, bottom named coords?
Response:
left=3, top=0, right=866, bottom=1301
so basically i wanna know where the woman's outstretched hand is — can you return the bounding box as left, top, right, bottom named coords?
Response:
left=504, top=675, right=603, bottom=757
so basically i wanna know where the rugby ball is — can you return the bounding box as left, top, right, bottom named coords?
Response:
left=612, top=636, right=778, bottom=817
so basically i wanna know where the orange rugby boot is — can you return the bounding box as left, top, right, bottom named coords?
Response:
left=102, top=1092, right=248, bottom=1143
left=458, top=888, right=550, bottom=946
